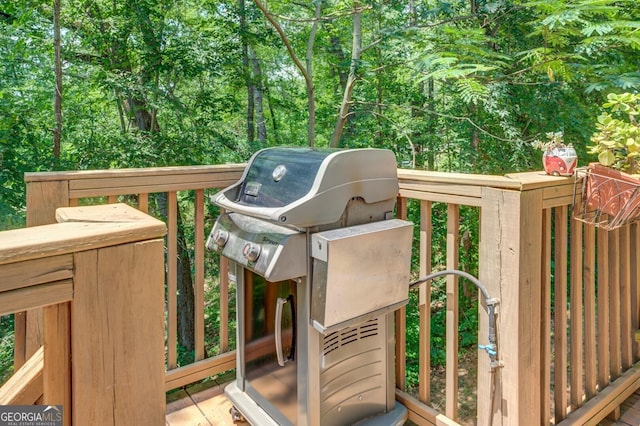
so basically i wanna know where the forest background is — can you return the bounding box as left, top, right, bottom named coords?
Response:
left=0, top=0, right=639, bottom=401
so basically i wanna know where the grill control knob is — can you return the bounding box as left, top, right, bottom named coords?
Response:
left=243, top=243, right=261, bottom=262
left=212, top=229, right=229, bottom=247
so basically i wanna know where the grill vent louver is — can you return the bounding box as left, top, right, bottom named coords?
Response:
left=322, top=318, right=379, bottom=356
left=319, top=316, right=389, bottom=425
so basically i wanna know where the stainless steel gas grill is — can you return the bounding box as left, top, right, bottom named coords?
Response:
left=206, top=147, right=412, bottom=426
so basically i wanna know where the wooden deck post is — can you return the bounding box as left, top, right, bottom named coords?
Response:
left=478, top=187, right=543, bottom=425
left=43, top=303, right=71, bottom=426
left=15, top=180, right=70, bottom=370
left=48, top=203, right=167, bottom=425
left=71, top=239, right=166, bottom=425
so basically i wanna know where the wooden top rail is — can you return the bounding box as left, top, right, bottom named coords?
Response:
left=24, top=164, right=245, bottom=181
left=23, top=164, right=572, bottom=198
left=24, top=164, right=245, bottom=198
left=0, top=204, right=166, bottom=316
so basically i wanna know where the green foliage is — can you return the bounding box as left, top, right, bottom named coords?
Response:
left=403, top=199, right=480, bottom=390
left=404, top=279, right=480, bottom=391
left=533, top=131, right=568, bottom=152
left=0, top=316, right=14, bottom=386
left=0, top=3, right=56, bottom=230
left=1, top=0, right=639, bottom=394
left=524, top=0, right=640, bottom=92
left=588, top=92, right=640, bottom=174
left=167, top=191, right=237, bottom=369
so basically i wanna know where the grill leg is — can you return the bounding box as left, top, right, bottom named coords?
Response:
left=229, top=406, right=247, bottom=423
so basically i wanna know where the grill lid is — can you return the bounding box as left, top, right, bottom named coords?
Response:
left=236, top=148, right=333, bottom=208
left=213, top=147, right=399, bottom=228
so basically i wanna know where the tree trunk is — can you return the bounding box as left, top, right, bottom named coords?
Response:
left=176, top=204, right=196, bottom=351
left=240, top=0, right=255, bottom=143
left=125, top=96, right=160, bottom=132
left=305, top=1, right=322, bottom=147
left=253, top=0, right=320, bottom=146
left=127, top=3, right=195, bottom=353
left=115, top=88, right=127, bottom=132
left=328, top=34, right=349, bottom=95
left=155, top=192, right=196, bottom=353
left=330, top=1, right=361, bottom=148
left=265, top=84, right=279, bottom=141
left=249, top=46, right=267, bottom=143
left=53, top=0, right=62, bottom=163
left=375, top=8, right=383, bottom=145
left=426, top=77, right=436, bottom=170
left=408, top=0, right=422, bottom=168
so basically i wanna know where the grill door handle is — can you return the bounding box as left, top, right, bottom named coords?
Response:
left=275, top=295, right=295, bottom=367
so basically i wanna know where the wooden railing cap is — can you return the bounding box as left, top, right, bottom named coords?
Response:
left=503, top=170, right=578, bottom=190
left=398, top=168, right=521, bottom=189
left=398, top=168, right=576, bottom=191
left=0, top=203, right=166, bottom=265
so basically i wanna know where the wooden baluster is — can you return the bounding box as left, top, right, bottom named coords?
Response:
left=609, top=228, right=621, bottom=381
left=445, top=204, right=459, bottom=421
left=554, top=206, right=568, bottom=422
left=138, top=193, right=149, bottom=213
left=43, top=303, right=71, bottom=426
left=570, top=214, right=584, bottom=410
left=631, top=223, right=640, bottom=361
left=597, top=226, right=610, bottom=388
left=167, top=191, right=178, bottom=370
left=620, top=225, right=633, bottom=370
left=419, top=200, right=432, bottom=404
left=195, top=189, right=205, bottom=361
left=584, top=224, right=597, bottom=399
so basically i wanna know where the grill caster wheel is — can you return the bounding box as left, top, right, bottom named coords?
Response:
left=229, top=406, right=246, bottom=423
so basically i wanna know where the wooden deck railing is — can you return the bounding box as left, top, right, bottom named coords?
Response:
left=21, top=165, right=244, bottom=392
left=0, top=203, right=166, bottom=425
left=395, top=169, right=640, bottom=425
left=12, top=164, right=640, bottom=425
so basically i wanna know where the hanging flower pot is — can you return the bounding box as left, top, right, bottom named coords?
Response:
left=575, top=162, right=640, bottom=229
left=575, top=93, right=640, bottom=230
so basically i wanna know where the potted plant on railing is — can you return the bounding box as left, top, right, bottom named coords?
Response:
left=533, top=131, right=578, bottom=176
left=578, top=92, right=640, bottom=229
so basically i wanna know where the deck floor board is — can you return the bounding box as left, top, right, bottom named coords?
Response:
left=167, top=385, right=640, bottom=425
left=166, top=385, right=240, bottom=426
left=615, top=391, right=640, bottom=426
left=595, top=390, right=640, bottom=426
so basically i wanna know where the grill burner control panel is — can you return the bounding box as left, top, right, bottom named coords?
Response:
left=206, top=212, right=306, bottom=282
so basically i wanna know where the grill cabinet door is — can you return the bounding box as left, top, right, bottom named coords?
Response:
left=243, top=273, right=298, bottom=425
